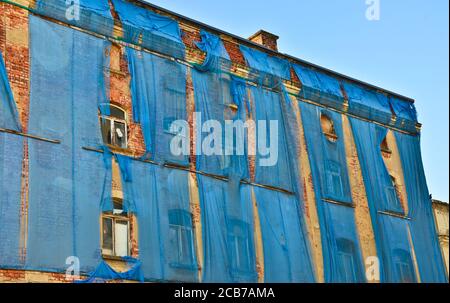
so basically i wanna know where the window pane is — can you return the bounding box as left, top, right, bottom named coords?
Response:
left=114, top=220, right=129, bottom=257
left=100, top=118, right=112, bottom=145
left=110, top=106, right=126, bottom=120
left=113, top=121, right=127, bottom=149
left=180, top=227, right=194, bottom=265
left=102, top=217, right=113, bottom=255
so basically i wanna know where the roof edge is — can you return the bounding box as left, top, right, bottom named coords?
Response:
left=135, top=0, right=415, bottom=103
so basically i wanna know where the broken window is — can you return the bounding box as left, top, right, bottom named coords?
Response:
left=100, top=104, right=128, bottom=149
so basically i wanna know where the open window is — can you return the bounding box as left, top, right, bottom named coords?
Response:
left=169, top=209, right=196, bottom=268
left=100, top=104, right=128, bottom=149
left=321, top=113, right=338, bottom=142
left=102, top=198, right=130, bottom=258
left=381, top=137, right=392, bottom=156
left=227, top=220, right=252, bottom=273
left=336, top=238, right=359, bottom=283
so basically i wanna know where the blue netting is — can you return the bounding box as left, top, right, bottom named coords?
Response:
left=126, top=47, right=189, bottom=165
left=240, top=45, right=291, bottom=80
left=198, top=176, right=257, bottom=282
left=343, top=81, right=393, bottom=126
left=299, top=102, right=365, bottom=283
left=390, top=97, right=418, bottom=133
left=114, top=157, right=197, bottom=282
left=254, top=187, right=315, bottom=282
left=250, top=86, right=293, bottom=191
left=395, top=132, right=448, bottom=282
left=191, top=68, right=232, bottom=176
left=292, top=64, right=345, bottom=110
left=195, top=30, right=230, bottom=72
left=34, top=0, right=114, bottom=37
left=26, top=16, right=110, bottom=274
left=80, top=257, right=144, bottom=283
left=0, top=51, right=21, bottom=131
left=350, top=117, right=417, bottom=283
left=112, top=0, right=185, bottom=59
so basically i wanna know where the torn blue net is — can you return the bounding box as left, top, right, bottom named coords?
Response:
left=197, top=175, right=257, bottom=282
left=26, top=16, right=110, bottom=274
left=390, top=97, right=418, bottom=133
left=34, top=0, right=114, bottom=37
left=350, top=117, right=417, bottom=282
left=343, top=81, right=393, bottom=126
left=80, top=257, right=144, bottom=283
left=254, top=187, right=315, bottom=282
left=112, top=0, right=185, bottom=59
left=292, top=64, right=345, bottom=110
left=117, top=157, right=198, bottom=282
left=195, top=30, right=230, bottom=72
left=126, top=47, right=189, bottom=165
left=0, top=51, right=21, bottom=131
left=299, top=102, right=365, bottom=282
left=0, top=53, right=23, bottom=268
left=395, top=132, right=448, bottom=282
left=251, top=86, right=293, bottom=191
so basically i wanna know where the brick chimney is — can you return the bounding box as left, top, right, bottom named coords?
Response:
left=248, top=30, right=279, bottom=52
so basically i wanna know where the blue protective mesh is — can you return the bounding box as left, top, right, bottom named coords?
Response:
left=116, top=158, right=198, bottom=282
left=195, top=30, right=230, bottom=72
left=26, top=16, right=110, bottom=274
left=254, top=187, right=315, bottom=282
left=198, top=176, right=257, bottom=282
left=350, top=117, right=417, bottom=283
left=299, top=102, right=365, bottom=282
left=112, top=0, right=185, bottom=59
left=343, top=81, right=393, bottom=126
left=0, top=51, right=21, bottom=131
left=390, top=97, right=418, bottom=134
left=293, top=64, right=345, bottom=110
left=250, top=86, right=293, bottom=191
left=395, top=132, right=448, bottom=282
left=126, top=47, right=188, bottom=165
left=81, top=257, right=144, bottom=283
left=34, top=0, right=114, bottom=37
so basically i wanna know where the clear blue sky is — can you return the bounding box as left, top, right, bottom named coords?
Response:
left=145, top=0, right=449, bottom=201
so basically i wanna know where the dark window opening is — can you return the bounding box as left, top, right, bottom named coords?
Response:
left=321, top=113, right=338, bottom=142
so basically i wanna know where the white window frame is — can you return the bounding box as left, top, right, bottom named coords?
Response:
left=101, top=212, right=131, bottom=258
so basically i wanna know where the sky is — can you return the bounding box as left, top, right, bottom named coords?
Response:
left=144, top=0, right=449, bottom=201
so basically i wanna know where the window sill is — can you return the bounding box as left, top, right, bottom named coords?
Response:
left=102, top=255, right=131, bottom=262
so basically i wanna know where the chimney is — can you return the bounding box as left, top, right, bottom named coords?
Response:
left=248, top=30, right=279, bottom=52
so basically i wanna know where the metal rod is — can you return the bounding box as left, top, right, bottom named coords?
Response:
left=322, top=198, right=355, bottom=208
left=0, top=128, right=61, bottom=144
left=378, top=210, right=411, bottom=220
left=83, top=146, right=295, bottom=195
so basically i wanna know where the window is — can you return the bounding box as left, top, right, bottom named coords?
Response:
left=381, top=137, right=392, bottom=157
left=102, top=199, right=130, bottom=258
left=169, top=210, right=196, bottom=268
left=100, top=104, right=128, bottom=149
left=393, top=249, right=416, bottom=283
left=321, top=113, right=338, bottom=142
left=325, top=161, right=344, bottom=199
left=228, top=220, right=252, bottom=273
left=385, top=175, right=402, bottom=212
left=337, top=238, right=359, bottom=283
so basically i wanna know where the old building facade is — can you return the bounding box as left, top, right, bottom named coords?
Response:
left=0, top=0, right=447, bottom=283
